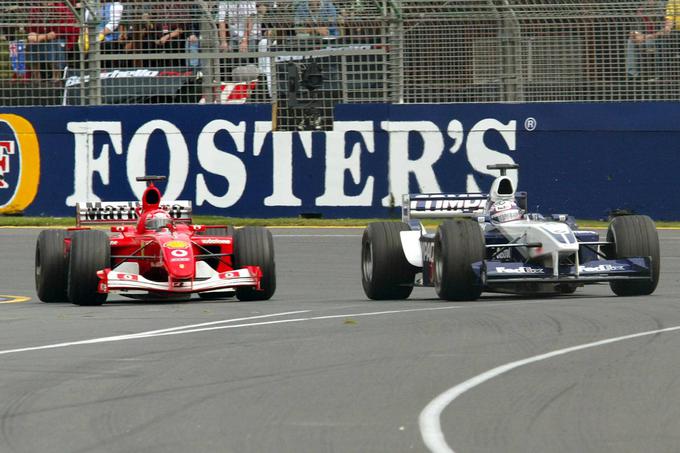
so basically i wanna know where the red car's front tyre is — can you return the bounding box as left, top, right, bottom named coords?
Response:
left=233, top=227, right=276, bottom=301
left=68, top=230, right=110, bottom=306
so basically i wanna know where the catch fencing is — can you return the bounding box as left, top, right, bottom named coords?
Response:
left=0, top=1, right=676, bottom=129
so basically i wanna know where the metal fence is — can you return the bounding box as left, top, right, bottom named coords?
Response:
left=0, top=1, right=678, bottom=129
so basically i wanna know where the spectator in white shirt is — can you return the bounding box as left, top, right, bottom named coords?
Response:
left=218, top=1, right=257, bottom=53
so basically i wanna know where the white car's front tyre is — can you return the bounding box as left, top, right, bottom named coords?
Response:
left=606, top=215, right=660, bottom=296
left=434, top=220, right=485, bottom=301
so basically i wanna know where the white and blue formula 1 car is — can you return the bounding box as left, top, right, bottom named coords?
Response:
left=361, top=164, right=660, bottom=301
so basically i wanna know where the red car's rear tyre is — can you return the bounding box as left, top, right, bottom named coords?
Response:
left=233, top=227, right=276, bottom=301
left=35, top=229, right=68, bottom=302
left=68, top=230, right=110, bottom=306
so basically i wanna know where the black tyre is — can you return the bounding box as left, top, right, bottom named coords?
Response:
left=35, top=229, right=68, bottom=302
left=233, top=227, right=276, bottom=301
left=361, top=222, right=416, bottom=300
left=557, top=283, right=578, bottom=294
left=68, top=230, right=110, bottom=306
left=606, top=215, right=660, bottom=296
left=434, top=220, right=485, bottom=301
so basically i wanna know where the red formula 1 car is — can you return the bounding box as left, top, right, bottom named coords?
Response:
left=35, top=176, right=275, bottom=306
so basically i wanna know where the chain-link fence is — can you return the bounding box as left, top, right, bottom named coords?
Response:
left=1, top=1, right=679, bottom=129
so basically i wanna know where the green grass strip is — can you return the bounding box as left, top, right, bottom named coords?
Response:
left=1, top=216, right=678, bottom=228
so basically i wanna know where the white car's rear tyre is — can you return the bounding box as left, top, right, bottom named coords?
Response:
left=35, top=230, right=68, bottom=302
left=606, top=215, right=660, bottom=296
left=361, top=222, right=415, bottom=300
left=434, top=220, right=485, bottom=301
left=68, top=230, right=110, bottom=306
left=233, top=227, right=276, bottom=301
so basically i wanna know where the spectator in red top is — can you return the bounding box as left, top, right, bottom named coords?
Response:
left=26, top=1, right=78, bottom=81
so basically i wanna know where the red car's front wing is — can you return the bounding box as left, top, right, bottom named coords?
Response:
left=97, top=266, right=262, bottom=294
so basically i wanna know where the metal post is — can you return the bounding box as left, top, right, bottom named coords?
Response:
left=497, top=0, right=523, bottom=102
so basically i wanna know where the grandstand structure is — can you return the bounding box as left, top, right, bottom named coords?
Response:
left=0, top=1, right=675, bottom=129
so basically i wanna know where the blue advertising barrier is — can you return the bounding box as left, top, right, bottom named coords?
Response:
left=0, top=102, right=678, bottom=219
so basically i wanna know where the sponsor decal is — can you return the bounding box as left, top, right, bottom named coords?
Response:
left=200, top=238, right=231, bottom=245
left=65, top=69, right=193, bottom=88
left=0, top=114, right=40, bottom=213
left=172, top=281, right=190, bottom=287
left=412, top=198, right=486, bottom=212
left=579, top=264, right=626, bottom=273
left=65, top=116, right=519, bottom=209
left=165, top=240, right=189, bottom=249
left=495, top=266, right=545, bottom=274
left=116, top=273, right=139, bottom=280
left=170, top=249, right=189, bottom=257
left=170, top=257, right=191, bottom=262
left=78, top=202, right=190, bottom=222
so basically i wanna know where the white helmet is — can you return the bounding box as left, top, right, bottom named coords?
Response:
left=489, top=200, right=522, bottom=224
left=145, top=211, right=173, bottom=231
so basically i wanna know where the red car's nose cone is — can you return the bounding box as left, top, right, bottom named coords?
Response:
left=160, top=237, right=194, bottom=279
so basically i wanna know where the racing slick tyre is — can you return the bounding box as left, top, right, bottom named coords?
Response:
left=434, top=220, right=485, bottom=301
left=233, top=227, right=276, bottom=301
left=35, top=229, right=69, bottom=302
left=361, top=222, right=416, bottom=300
left=606, top=215, right=660, bottom=296
left=556, top=283, right=578, bottom=294
left=67, top=230, right=111, bottom=306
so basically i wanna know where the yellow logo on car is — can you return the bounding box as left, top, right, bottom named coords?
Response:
left=165, top=240, right=189, bottom=249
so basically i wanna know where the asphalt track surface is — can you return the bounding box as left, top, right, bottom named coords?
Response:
left=1, top=227, right=679, bottom=453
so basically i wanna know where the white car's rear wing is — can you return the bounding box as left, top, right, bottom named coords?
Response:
left=402, top=193, right=488, bottom=221
left=75, top=201, right=192, bottom=227
left=402, top=192, right=528, bottom=221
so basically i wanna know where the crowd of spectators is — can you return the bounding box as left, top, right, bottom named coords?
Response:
left=0, top=0, right=378, bottom=84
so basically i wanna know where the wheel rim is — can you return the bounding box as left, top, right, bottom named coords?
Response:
left=434, top=237, right=442, bottom=289
left=35, top=247, right=41, bottom=286
left=362, top=241, right=373, bottom=281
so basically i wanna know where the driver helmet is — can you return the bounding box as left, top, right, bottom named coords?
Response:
left=489, top=200, right=522, bottom=224
left=145, top=211, right=173, bottom=231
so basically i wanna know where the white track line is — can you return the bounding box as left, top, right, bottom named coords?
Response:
left=121, top=310, right=309, bottom=337
left=419, top=324, right=680, bottom=453
left=0, top=311, right=308, bottom=356
left=0, top=300, right=549, bottom=357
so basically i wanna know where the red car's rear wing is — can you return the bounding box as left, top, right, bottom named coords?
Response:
left=75, top=201, right=192, bottom=227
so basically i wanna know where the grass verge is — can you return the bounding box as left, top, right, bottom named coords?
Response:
left=1, top=216, right=678, bottom=228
